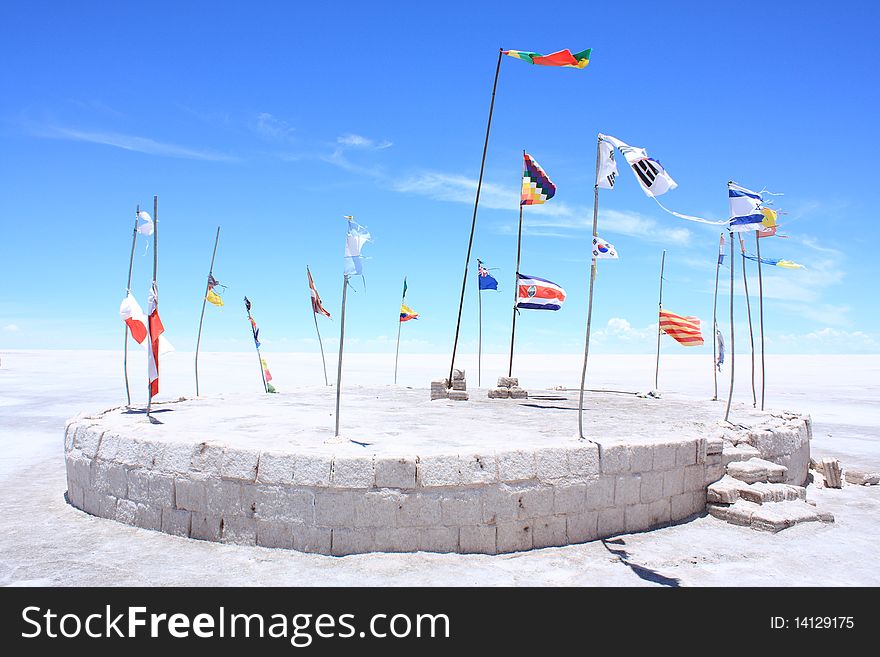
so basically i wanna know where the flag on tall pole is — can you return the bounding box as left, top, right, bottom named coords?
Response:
left=712, top=232, right=724, bottom=400
left=728, top=182, right=767, bottom=232
left=195, top=227, right=221, bottom=397
left=244, top=296, right=272, bottom=393
left=307, top=266, right=330, bottom=386
left=659, top=309, right=704, bottom=347
left=502, top=48, right=592, bottom=68
left=120, top=293, right=148, bottom=344
left=478, top=262, right=498, bottom=290
left=600, top=135, right=677, bottom=197
left=476, top=258, right=498, bottom=388
left=515, top=273, right=566, bottom=311
left=146, top=281, right=164, bottom=398
left=394, top=277, right=418, bottom=384
left=122, top=205, right=140, bottom=406
left=742, top=254, right=805, bottom=269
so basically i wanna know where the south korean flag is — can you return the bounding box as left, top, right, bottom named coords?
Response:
left=596, top=137, right=618, bottom=189
left=591, top=235, right=619, bottom=259
left=600, top=134, right=678, bottom=197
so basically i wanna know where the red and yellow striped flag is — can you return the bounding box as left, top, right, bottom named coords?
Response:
left=659, top=309, right=704, bottom=347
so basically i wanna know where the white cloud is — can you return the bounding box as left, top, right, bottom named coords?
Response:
left=32, top=125, right=238, bottom=162
left=774, top=327, right=879, bottom=352
left=254, top=112, right=295, bottom=141
left=3, top=323, right=20, bottom=332
left=593, top=317, right=657, bottom=344
left=337, top=133, right=392, bottom=150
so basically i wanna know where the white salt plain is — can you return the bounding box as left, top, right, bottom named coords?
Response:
left=1, top=349, right=878, bottom=586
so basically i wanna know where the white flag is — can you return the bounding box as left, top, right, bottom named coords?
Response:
left=591, top=235, right=618, bottom=259
left=136, top=211, right=153, bottom=236
left=600, top=134, right=677, bottom=197
left=596, top=138, right=618, bottom=189
left=343, top=217, right=371, bottom=276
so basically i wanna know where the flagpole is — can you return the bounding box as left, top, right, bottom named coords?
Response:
left=738, top=234, right=757, bottom=407
left=507, top=170, right=525, bottom=378
left=195, top=226, right=220, bottom=397
left=393, top=275, right=406, bottom=385
left=335, top=275, right=350, bottom=437
left=578, top=136, right=602, bottom=440
left=711, top=233, right=722, bottom=401
left=146, top=195, right=158, bottom=420
left=245, top=299, right=268, bottom=393
left=448, top=47, right=504, bottom=389
left=308, top=267, right=329, bottom=387
left=123, top=205, right=139, bottom=407
left=724, top=230, right=736, bottom=423
left=653, top=250, right=666, bottom=391
left=756, top=231, right=766, bottom=410
left=477, top=259, right=483, bottom=388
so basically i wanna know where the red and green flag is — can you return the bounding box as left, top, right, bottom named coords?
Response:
left=503, top=48, right=591, bottom=69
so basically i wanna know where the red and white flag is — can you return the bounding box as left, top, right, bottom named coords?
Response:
left=659, top=309, right=704, bottom=346
left=146, top=282, right=165, bottom=397
left=119, top=293, right=148, bottom=343
left=515, top=273, right=566, bottom=311
left=307, top=267, right=331, bottom=318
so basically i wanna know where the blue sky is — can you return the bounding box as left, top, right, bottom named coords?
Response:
left=1, top=1, right=878, bottom=356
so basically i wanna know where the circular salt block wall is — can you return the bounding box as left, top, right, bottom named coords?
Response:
left=63, top=389, right=812, bottom=555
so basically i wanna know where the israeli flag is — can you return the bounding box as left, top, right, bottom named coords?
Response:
left=728, top=183, right=766, bottom=232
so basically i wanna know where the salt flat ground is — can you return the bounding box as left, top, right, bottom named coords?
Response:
left=1, top=350, right=878, bottom=586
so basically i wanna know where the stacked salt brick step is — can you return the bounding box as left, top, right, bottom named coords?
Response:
left=487, top=377, right=528, bottom=399
left=430, top=369, right=468, bottom=401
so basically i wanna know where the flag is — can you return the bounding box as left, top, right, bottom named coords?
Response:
left=728, top=183, right=767, bottom=232
left=742, top=254, right=805, bottom=269
left=402, top=277, right=408, bottom=299
left=596, top=137, right=618, bottom=189
left=245, top=297, right=260, bottom=347
left=757, top=207, right=779, bottom=238
left=400, top=303, right=419, bottom=322
left=206, top=274, right=224, bottom=307
left=659, top=309, right=704, bottom=347
left=120, top=293, right=148, bottom=343
left=521, top=152, right=556, bottom=205
left=715, top=326, right=725, bottom=371
left=136, top=211, right=153, bottom=237
left=591, top=235, right=618, bottom=259
left=478, top=262, right=498, bottom=290
left=516, top=273, right=566, bottom=311
left=502, top=48, right=592, bottom=69
left=260, top=358, right=277, bottom=394
left=718, top=234, right=726, bottom=266
left=307, top=268, right=331, bottom=318
left=146, top=282, right=165, bottom=397
left=600, top=135, right=677, bottom=197
left=344, top=217, right=371, bottom=276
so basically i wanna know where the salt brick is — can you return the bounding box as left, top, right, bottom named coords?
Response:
left=374, top=528, right=420, bottom=552
left=396, top=492, right=441, bottom=527
left=251, top=485, right=314, bottom=522
left=136, top=439, right=164, bottom=469
left=87, top=491, right=114, bottom=519
left=74, top=425, right=101, bottom=458
left=553, top=482, right=587, bottom=514
left=354, top=490, right=400, bottom=527
left=189, top=442, right=224, bottom=474
left=374, top=457, right=417, bottom=489
left=331, top=528, right=375, bottom=555
left=496, top=520, right=533, bottom=552
left=567, top=511, right=599, bottom=543
left=584, top=477, right=615, bottom=510
left=459, top=525, right=497, bottom=554
left=683, top=464, right=705, bottom=491
left=161, top=508, right=191, bottom=537
left=598, top=507, right=626, bottom=537
left=221, top=448, right=259, bottom=481
left=652, top=443, right=677, bottom=470
left=115, top=499, right=138, bottom=525
left=440, top=491, right=482, bottom=525
left=293, top=525, right=332, bottom=553
left=630, top=443, right=654, bottom=473
left=508, top=387, right=528, bottom=399
left=535, top=447, right=569, bottom=481
left=113, top=437, right=140, bottom=467
left=532, top=515, right=567, bottom=549
left=663, top=468, right=685, bottom=498
left=568, top=443, right=600, bottom=478
left=640, top=471, right=664, bottom=504
left=452, top=369, right=465, bottom=381
left=67, top=484, right=84, bottom=509
left=417, top=454, right=459, bottom=487
left=515, top=484, right=554, bottom=519
left=496, top=450, right=537, bottom=482
left=447, top=390, right=469, bottom=401
left=696, top=438, right=708, bottom=464
left=706, top=437, right=724, bottom=456
left=497, top=376, right=518, bottom=388
left=648, top=498, right=671, bottom=526
left=314, top=490, right=355, bottom=526
left=615, top=475, right=641, bottom=506
left=161, top=442, right=196, bottom=474
left=222, top=516, right=257, bottom=545
left=671, top=491, right=698, bottom=520
left=487, top=388, right=510, bottom=399
left=148, top=473, right=176, bottom=507
left=452, top=380, right=467, bottom=391
left=458, top=453, right=498, bottom=485
left=601, top=443, right=632, bottom=475
left=96, top=432, right=121, bottom=462
left=175, top=476, right=208, bottom=512
left=481, top=485, right=519, bottom=523
left=256, top=520, right=295, bottom=549
left=624, top=503, right=653, bottom=533
left=293, top=454, right=333, bottom=487
left=419, top=527, right=459, bottom=553
left=190, top=513, right=222, bottom=542
left=676, top=440, right=698, bottom=466
left=135, top=503, right=162, bottom=530
left=331, top=456, right=375, bottom=488
left=256, top=451, right=296, bottom=485
left=205, top=479, right=243, bottom=516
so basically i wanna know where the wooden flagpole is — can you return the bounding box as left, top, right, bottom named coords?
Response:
left=195, top=226, right=220, bottom=397
left=724, top=231, right=736, bottom=423
left=738, top=234, right=757, bottom=407
left=245, top=298, right=268, bottom=393
left=653, top=250, right=666, bottom=391
left=448, top=47, right=503, bottom=389
left=578, top=136, right=602, bottom=440
left=308, top=267, right=329, bottom=386
left=477, top=259, right=483, bottom=388
left=146, top=196, right=158, bottom=420
left=393, top=276, right=406, bottom=384
left=711, top=233, right=722, bottom=401
left=756, top=232, right=766, bottom=410
left=507, top=160, right=525, bottom=379
left=335, top=275, right=350, bottom=437
left=123, top=205, right=139, bottom=407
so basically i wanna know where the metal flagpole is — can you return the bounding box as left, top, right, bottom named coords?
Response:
left=756, top=231, right=766, bottom=410
left=146, top=196, right=158, bottom=420
left=711, top=233, right=722, bottom=401
left=335, top=275, right=350, bottom=437
left=724, top=231, right=736, bottom=423
left=393, top=276, right=406, bottom=385
left=477, top=259, right=483, bottom=388
left=123, top=205, right=139, bottom=407
left=507, top=167, right=525, bottom=378
left=578, top=137, right=602, bottom=440
left=308, top=267, right=329, bottom=386
left=195, top=226, right=220, bottom=397
left=653, top=250, right=666, bottom=391
left=245, top=298, right=268, bottom=393
left=738, top=234, right=757, bottom=407
left=448, top=47, right=504, bottom=389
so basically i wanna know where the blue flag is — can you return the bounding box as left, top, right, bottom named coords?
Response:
left=477, top=262, right=498, bottom=291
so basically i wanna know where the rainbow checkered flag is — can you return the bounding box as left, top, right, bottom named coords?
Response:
left=521, top=152, right=556, bottom=205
